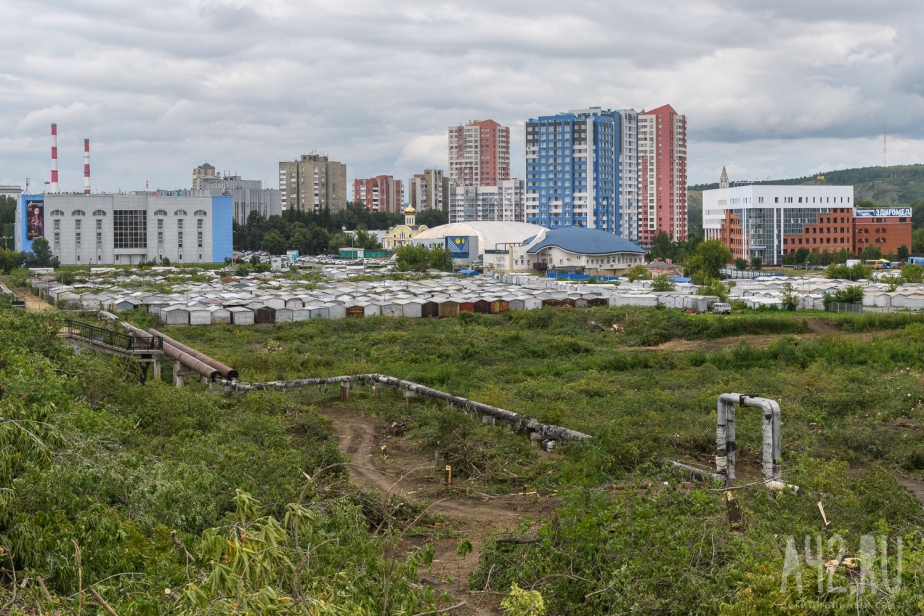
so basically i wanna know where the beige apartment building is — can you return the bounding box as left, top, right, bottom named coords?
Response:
left=192, top=163, right=219, bottom=190
left=278, top=154, right=347, bottom=213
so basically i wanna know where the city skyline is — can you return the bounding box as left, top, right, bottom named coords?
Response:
left=2, top=1, right=923, bottom=194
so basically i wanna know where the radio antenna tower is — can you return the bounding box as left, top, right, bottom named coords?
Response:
left=882, top=125, right=888, bottom=167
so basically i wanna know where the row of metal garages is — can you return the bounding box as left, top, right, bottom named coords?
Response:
left=146, top=292, right=694, bottom=326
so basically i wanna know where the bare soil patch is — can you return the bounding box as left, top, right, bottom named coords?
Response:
left=324, top=408, right=556, bottom=615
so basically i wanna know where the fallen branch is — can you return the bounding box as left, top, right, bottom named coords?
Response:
left=87, top=586, right=120, bottom=616
left=495, top=537, right=542, bottom=545
left=410, top=601, right=466, bottom=616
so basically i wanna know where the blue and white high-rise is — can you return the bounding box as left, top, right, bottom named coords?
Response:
left=525, top=107, right=638, bottom=239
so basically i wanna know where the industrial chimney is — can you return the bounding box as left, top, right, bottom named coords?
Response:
left=84, top=139, right=91, bottom=194
left=50, top=123, right=58, bottom=194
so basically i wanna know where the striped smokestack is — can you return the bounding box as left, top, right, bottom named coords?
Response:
left=84, top=139, right=90, bottom=194
left=50, top=123, right=58, bottom=193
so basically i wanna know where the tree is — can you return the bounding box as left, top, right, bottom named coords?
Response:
left=428, top=245, right=454, bottom=271
left=823, top=285, right=864, bottom=310
left=260, top=229, right=287, bottom=255
left=825, top=262, right=872, bottom=281
left=698, top=277, right=728, bottom=301
left=860, top=246, right=883, bottom=260
left=649, top=230, right=673, bottom=261
left=913, top=228, right=924, bottom=255
left=734, top=258, right=747, bottom=271
left=23, top=237, right=59, bottom=268
left=780, top=282, right=800, bottom=311
left=750, top=256, right=762, bottom=270
left=0, top=248, right=24, bottom=273
left=626, top=264, right=650, bottom=281
left=901, top=263, right=924, bottom=284
left=395, top=244, right=433, bottom=271
left=650, top=274, right=675, bottom=291
left=684, top=239, right=732, bottom=280
left=416, top=209, right=448, bottom=228
left=898, top=245, right=910, bottom=261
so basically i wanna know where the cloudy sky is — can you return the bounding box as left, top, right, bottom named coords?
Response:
left=2, top=0, right=923, bottom=193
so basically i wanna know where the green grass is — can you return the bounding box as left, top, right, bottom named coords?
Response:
left=159, top=306, right=924, bottom=614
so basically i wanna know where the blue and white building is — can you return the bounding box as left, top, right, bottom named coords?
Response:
left=525, top=107, right=638, bottom=239
left=16, top=193, right=233, bottom=266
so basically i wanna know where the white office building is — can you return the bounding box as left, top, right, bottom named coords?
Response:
left=16, top=193, right=233, bottom=266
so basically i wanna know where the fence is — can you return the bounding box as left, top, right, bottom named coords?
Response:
left=63, top=319, right=163, bottom=352
left=826, top=302, right=863, bottom=314
left=547, top=272, right=621, bottom=282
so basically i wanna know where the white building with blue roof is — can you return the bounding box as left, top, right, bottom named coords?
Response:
left=493, top=227, right=645, bottom=275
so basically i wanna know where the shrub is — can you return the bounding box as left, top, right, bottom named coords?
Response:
left=650, top=274, right=675, bottom=291
left=823, top=285, right=864, bottom=309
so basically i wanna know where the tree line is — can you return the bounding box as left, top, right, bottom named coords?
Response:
left=233, top=200, right=448, bottom=255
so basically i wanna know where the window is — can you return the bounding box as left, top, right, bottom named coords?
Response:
left=194, top=210, right=208, bottom=216
left=53, top=219, right=60, bottom=250
left=113, top=210, right=147, bottom=249
left=153, top=209, right=168, bottom=216
left=197, top=219, right=203, bottom=248
left=178, top=219, right=183, bottom=248
left=72, top=210, right=85, bottom=216
left=50, top=209, right=64, bottom=217
left=96, top=219, right=102, bottom=250
left=174, top=210, right=187, bottom=216
left=157, top=219, right=163, bottom=247
left=92, top=210, right=107, bottom=216
left=75, top=219, right=81, bottom=248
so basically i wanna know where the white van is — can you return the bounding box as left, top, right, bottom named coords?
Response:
left=712, top=302, right=732, bottom=314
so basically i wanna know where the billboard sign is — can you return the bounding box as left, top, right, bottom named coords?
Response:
left=25, top=199, right=45, bottom=240
left=445, top=236, right=470, bottom=259
left=855, top=208, right=911, bottom=218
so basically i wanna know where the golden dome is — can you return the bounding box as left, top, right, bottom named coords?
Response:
left=404, top=205, right=416, bottom=214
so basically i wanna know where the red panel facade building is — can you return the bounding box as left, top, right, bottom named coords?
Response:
left=353, top=176, right=404, bottom=213
left=638, top=105, right=687, bottom=245
left=448, top=119, right=510, bottom=187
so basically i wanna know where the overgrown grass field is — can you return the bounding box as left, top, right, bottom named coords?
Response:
left=163, top=307, right=924, bottom=614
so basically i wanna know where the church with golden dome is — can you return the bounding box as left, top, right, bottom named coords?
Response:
left=382, top=205, right=429, bottom=250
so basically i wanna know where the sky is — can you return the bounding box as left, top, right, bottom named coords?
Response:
left=2, top=0, right=924, bottom=194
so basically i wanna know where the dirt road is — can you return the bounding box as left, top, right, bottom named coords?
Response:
left=327, top=408, right=556, bottom=615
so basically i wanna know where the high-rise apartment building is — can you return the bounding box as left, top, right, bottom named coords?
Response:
left=446, top=179, right=525, bottom=224
left=448, top=120, right=510, bottom=186
left=525, top=108, right=636, bottom=235
left=192, top=163, right=219, bottom=190
left=353, top=176, right=404, bottom=213
left=199, top=175, right=282, bottom=225
left=638, top=105, right=687, bottom=244
left=408, top=169, right=445, bottom=212
left=278, top=154, right=347, bottom=213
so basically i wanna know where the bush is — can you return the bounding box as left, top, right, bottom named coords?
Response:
left=823, top=285, right=864, bottom=309
left=650, top=274, right=675, bottom=291
left=626, top=264, right=650, bottom=281
left=825, top=262, right=872, bottom=281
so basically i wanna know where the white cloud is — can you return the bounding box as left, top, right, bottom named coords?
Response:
left=0, top=0, right=921, bottom=193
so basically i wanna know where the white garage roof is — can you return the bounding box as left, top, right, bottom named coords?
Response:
left=411, top=222, right=548, bottom=256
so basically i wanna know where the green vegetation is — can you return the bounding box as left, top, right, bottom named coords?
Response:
left=825, top=262, right=872, bottom=280
left=823, top=285, right=865, bottom=309
left=234, top=201, right=447, bottom=255
left=162, top=307, right=924, bottom=614
left=0, top=308, right=448, bottom=613
left=625, top=264, right=650, bottom=281
left=685, top=239, right=732, bottom=281
left=394, top=244, right=453, bottom=272
left=650, top=274, right=675, bottom=291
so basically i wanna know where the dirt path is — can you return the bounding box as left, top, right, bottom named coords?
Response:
left=644, top=328, right=880, bottom=353
left=326, top=409, right=556, bottom=615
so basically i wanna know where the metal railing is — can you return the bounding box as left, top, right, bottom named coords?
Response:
left=826, top=302, right=863, bottom=314
left=63, top=319, right=163, bottom=352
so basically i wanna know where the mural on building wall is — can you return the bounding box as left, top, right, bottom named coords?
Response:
left=446, top=236, right=469, bottom=259
left=26, top=200, right=44, bottom=240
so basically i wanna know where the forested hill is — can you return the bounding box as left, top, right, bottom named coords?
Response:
left=687, top=164, right=924, bottom=236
